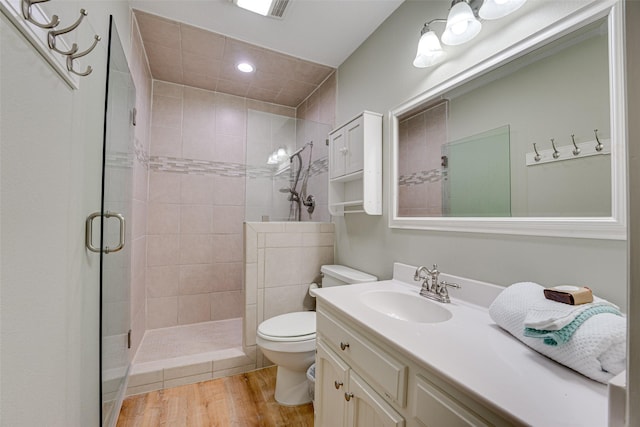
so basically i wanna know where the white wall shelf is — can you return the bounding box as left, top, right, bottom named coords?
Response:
left=328, top=111, right=382, bottom=217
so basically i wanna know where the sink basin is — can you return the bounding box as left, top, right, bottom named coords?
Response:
left=359, top=290, right=452, bottom=323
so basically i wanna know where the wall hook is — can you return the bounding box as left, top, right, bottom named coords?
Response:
left=47, top=9, right=87, bottom=55
left=571, top=134, right=581, bottom=156
left=21, top=0, right=59, bottom=29
left=550, top=138, right=560, bottom=159
left=533, top=143, right=541, bottom=162
left=594, top=129, right=604, bottom=152
left=66, top=35, right=100, bottom=77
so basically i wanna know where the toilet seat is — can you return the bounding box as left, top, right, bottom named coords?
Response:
left=257, top=311, right=316, bottom=342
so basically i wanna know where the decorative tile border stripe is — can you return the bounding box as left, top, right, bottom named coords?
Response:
left=147, top=155, right=328, bottom=179
left=105, top=150, right=134, bottom=169
left=134, top=137, right=149, bottom=165
left=398, top=168, right=445, bottom=187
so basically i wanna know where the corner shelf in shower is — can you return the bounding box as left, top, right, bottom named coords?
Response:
left=328, top=111, right=382, bottom=216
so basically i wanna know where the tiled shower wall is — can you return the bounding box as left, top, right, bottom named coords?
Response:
left=243, top=222, right=334, bottom=367
left=397, top=100, right=448, bottom=217
left=297, top=73, right=336, bottom=223
left=130, top=14, right=153, bottom=357
left=145, top=80, right=297, bottom=329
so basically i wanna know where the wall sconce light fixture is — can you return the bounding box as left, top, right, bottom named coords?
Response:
left=413, top=0, right=526, bottom=68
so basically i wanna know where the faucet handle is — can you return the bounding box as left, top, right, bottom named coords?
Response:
left=441, top=281, right=460, bottom=289
left=439, top=281, right=460, bottom=295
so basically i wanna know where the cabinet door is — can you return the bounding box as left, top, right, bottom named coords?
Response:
left=346, top=372, right=405, bottom=427
left=329, top=128, right=346, bottom=179
left=413, top=375, right=490, bottom=427
left=344, top=116, right=364, bottom=175
left=316, top=341, right=349, bottom=427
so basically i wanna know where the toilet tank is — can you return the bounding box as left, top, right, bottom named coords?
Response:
left=320, top=265, right=377, bottom=287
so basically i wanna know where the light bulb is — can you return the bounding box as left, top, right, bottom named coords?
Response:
left=413, top=28, right=447, bottom=68
left=451, top=20, right=469, bottom=36
left=441, top=1, right=482, bottom=46
left=479, top=0, right=527, bottom=20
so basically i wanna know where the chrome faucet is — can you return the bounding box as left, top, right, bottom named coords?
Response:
left=414, top=264, right=460, bottom=303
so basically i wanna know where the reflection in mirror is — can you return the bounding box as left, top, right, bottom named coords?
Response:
left=396, top=17, right=610, bottom=218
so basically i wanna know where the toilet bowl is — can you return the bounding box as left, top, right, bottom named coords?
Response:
left=256, top=311, right=316, bottom=406
left=256, top=265, right=377, bottom=406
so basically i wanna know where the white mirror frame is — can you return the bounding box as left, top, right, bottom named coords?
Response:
left=389, top=0, right=627, bottom=240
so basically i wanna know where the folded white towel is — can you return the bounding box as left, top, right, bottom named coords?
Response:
left=524, top=295, right=620, bottom=331
left=489, top=282, right=626, bottom=384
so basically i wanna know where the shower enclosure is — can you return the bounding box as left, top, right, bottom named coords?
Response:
left=245, top=110, right=331, bottom=222
left=99, top=17, right=135, bottom=427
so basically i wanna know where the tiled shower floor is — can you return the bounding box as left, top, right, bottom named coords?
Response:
left=127, top=318, right=256, bottom=395
left=135, top=318, right=243, bottom=363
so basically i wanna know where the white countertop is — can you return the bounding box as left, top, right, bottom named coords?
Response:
left=312, top=263, right=608, bottom=426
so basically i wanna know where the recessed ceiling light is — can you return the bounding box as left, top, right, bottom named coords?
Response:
left=237, top=62, right=255, bottom=73
left=234, top=0, right=273, bottom=16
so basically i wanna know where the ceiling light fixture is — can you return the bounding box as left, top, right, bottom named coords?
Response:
left=234, top=0, right=273, bottom=16
left=237, top=62, right=255, bottom=73
left=413, top=0, right=527, bottom=68
left=231, top=0, right=291, bottom=19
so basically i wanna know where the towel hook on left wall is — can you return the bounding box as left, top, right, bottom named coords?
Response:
left=21, top=0, right=59, bottom=28
left=66, top=34, right=100, bottom=76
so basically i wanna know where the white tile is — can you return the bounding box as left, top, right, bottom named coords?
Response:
left=128, top=370, right=163, bottom=387
left=320, top=222, right=334, bottom=233
left=257, top=249, right=265, bottom=288
left=212, top=364, right=256, bottom=379
left=245, top=304, right=257, bottom=346
left=213, top=353, right=254, bottom=371
left=257, top=232, right=265, bottom=248
left=264, top=284, right=309, bottom=319
left=245, top=222, right=284, bottom=233
left=265, top=232, right=302, bottom=247
left=284, top=222, right=321, bottom=232
left=164, top=372, right=213, bottom=388
left=264, top=247, right=303, bottom=287
left=126, top=382, right=163, bottom=396
left=245, top=263, right=257, bottom=305
left=302, top=232, right=335, bottom=247
left=257, top=288, right=264, bottom=323
left=244, top=223, right=258, bottom=263
left=164, top=361, right=212, bottom=380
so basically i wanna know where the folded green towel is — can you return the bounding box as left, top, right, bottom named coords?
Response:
left=524, top=305, right=622, bottom=346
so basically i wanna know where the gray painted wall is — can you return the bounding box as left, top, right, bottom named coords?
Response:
left=333, top=0, right=627, bottom=307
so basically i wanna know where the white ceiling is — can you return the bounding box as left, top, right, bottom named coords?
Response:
left=129, top=0, right=405, bottom=67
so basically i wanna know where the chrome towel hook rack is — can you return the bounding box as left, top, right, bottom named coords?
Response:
left=533, top=142, right=541, bottom=162
left=4, top=0, right=100, bottom=86
left=67, top=34, right=100, bottom=76
left=47, top=8, right=86, bottom=55
left=571, top=134, right=581, bottom=156
left=21, top=0, right=58, bottom=28
left=550, top=138, right=560, bottom=159
left=594, top=129, right=604, bottom=152
left=526, top=130, right=610, bottom=167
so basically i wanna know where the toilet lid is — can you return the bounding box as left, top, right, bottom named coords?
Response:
left=258, top=311, right=316, bottom=338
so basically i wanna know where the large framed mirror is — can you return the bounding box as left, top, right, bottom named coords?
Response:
left=389, top=1, right=626, bottom=239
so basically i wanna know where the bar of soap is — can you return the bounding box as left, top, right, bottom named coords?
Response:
left=544, top=285, right=593, bottom=305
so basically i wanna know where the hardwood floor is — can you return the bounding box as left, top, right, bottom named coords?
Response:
left=117, top=366, right=314, bottom=427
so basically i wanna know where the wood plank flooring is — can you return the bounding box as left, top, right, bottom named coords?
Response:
left=117, top=366, right=314, bottom=427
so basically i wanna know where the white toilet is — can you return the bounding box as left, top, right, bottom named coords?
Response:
left=256, top=264, right=377, bottom=406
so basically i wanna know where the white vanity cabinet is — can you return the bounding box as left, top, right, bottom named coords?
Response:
left=315, top=305, right=511, bottom=427
left=328, top=111, right=382, bottom=216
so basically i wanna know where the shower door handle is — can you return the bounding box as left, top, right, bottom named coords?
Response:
left=85, top=211, right=126, bottom=254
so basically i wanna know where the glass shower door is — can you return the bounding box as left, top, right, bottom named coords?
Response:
left=99, top=17, right=135, bottom=427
